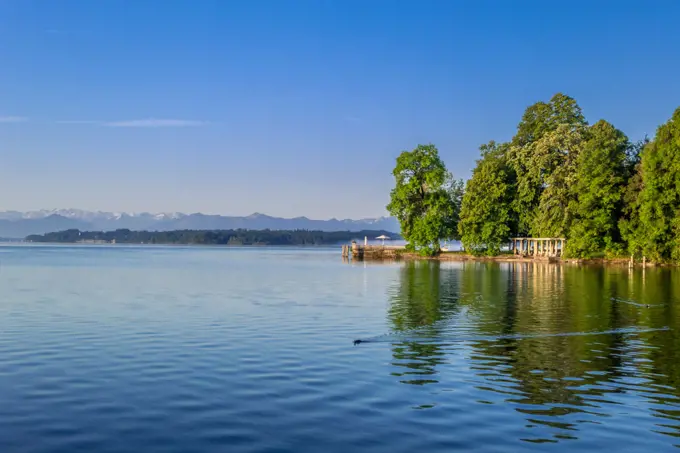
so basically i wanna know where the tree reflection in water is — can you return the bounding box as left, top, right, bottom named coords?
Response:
left=386, top=261, right=680, bottom=443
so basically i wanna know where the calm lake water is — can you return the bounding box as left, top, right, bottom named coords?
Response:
left=1, top=245, right=680, bottom=452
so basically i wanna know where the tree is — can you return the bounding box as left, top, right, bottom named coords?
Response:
left=386, top=144, right=461, bottom=256
left=618, top=137, right=650, bottom=258
left=459, top=141, right=517, bottom=255
left=531, top=124, right=586, bottom=237
left=446, top=178, right=465, bottom=241
left=567, top=120, right=629, bottom=257
left=508, top=93, right=588, bottom=234
left=634, top=108, right=680, bottom=262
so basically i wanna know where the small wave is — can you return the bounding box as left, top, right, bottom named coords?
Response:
left=611, top=297, right=665, bottom=308
left=354, top=326, right=671, bottom=345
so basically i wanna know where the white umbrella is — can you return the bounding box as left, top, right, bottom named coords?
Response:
left=376, top=234, right=390, bottom=245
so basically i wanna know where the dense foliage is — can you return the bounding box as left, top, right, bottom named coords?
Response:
left=630, top=109, right=680, bottom=262
left=458, top=141, right=517, bottom=255
left=26, top=229, right=399, bottom=246
left=460, top=94, right=680, bottom=262
left=386, top=144, right=463, bottom=256
left=388, top=93, right=680, bottom=262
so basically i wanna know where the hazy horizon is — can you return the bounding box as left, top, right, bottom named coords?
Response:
left=2, top=1, right=679, bottom=218
left=0, top=207, right=394, bottom=221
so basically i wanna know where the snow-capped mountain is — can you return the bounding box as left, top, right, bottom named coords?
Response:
left=0, top=209, right=187, bottom=222
left=0, top=209, right=400, bottom=238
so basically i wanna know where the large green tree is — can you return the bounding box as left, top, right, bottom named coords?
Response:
left=567, top=120, right=629, bottom=257
left=509, top=93, right=588, bottom=235
left=633, top=108, right=680, bottom=262
left=386, top=144, right=462, bottom=256
left=619, top=137, right=651, bottom=258
left=531, top=123, right=586, bottom=237
left=458, top=141, right=517, bottom=255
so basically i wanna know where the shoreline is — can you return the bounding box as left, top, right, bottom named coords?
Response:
left=364, top=253, right=667, bottom=267
left=5, top=242, right=348, bottom=248
left=344, top=245, right=669, bottom=267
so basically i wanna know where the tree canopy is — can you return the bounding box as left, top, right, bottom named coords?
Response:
left=386, top=144, right=463, bottom=256
left=631, top=108, right=680, bottom=262
left=458, top=141, right=516, bottom=255
left=392, top=93, right=680, bottom=263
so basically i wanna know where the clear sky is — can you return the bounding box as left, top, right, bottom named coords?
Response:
left=1, top=0, right=679, bottom=219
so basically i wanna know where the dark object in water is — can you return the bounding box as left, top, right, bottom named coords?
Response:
left=353, top=339, right=363, bottom=345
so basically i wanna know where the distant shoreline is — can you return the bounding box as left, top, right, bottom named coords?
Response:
left=14, top=242, right=349, bottom=248
left=23, top=228, right=402, bottom=247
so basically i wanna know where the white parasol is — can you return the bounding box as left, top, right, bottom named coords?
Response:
left=376, top=234, right=390, bottom=245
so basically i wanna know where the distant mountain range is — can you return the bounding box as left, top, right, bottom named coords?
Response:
left=0, top=209, right=400, bottom=238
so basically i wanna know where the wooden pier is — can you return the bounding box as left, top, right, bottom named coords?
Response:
left=341, top=241, right=404, bottom=260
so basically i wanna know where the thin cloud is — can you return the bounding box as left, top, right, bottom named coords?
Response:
left=56, top=120, right=101, bottom=125
left=0, top=116, right=28, bottom=123
left=104, top=119, right=206, bottom=128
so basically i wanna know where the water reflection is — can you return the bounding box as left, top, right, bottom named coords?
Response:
left=387, top=261, right=680, bottom=444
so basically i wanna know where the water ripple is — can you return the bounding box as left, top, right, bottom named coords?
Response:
left=2, top=248, right=680, bottom=451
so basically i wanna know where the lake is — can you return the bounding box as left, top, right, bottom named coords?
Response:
left=1, top=245, right=679, bottom=452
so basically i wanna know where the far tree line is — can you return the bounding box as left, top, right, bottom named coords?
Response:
left=26, top=229, right=399, bottom=246
left=387, top=93, right=680, bottom=262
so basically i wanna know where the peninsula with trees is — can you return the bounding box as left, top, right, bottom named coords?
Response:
left=387, top=93, right=680, bottom=264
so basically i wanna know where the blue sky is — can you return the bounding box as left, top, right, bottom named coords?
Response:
left=1, top=0, right=679, bottom=219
